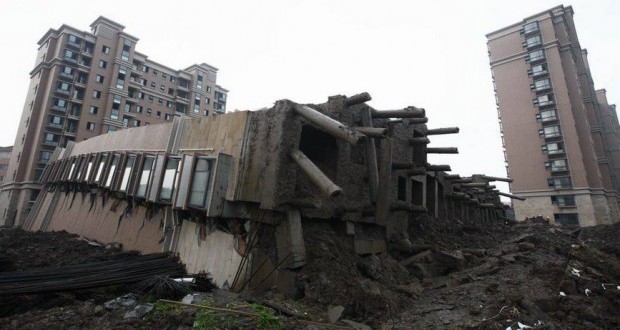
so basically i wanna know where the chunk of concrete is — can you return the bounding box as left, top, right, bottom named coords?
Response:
left=327, top=305, right=345, bottom=324
left=124, top=303, right=154, bottom=319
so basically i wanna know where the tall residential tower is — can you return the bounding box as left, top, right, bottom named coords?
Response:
left=487, top=5, right=620, bottom=226
left=0, top=17, right=228, bottom=227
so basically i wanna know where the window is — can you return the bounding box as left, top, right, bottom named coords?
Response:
left=554, top=213, right=579, bottom=226
left=147, top=108, right=152, bottom=115
left=539, top=125, right=561, bottom=138
left=121, top=39, right=131, bottom=61
left=193, top=104, right=200, bottom=112
left=68, top=34, right=80, bottom=45
left=535, top=94, right=554, bottom=107
left=536, top=109, right=557, bottom=122
left=140, top=78, right=147, bottom=86
left=44, top=133, right=60, bottom=143
left=136, top=157, right=155, bottom=198
left=205, top=97, right=210, bottom=104
left=165, top=114, right=171, bottom=121
left=105, top=154, right=120, bottom=188
left=125, top=103, right=131, bottom=112
left=57, top=82, right=70, bottom=92
left=142, top=65, right=149, bottom=73
left=206, top=86, right=211, bottom=93
left=102, top=45, right=110, bottom=54
left=168, top=88, right=174, bottom=95
left=108, top=125, right=117, bottom=132
left=533, top=78, right=551, bottom=91
left=528, top=49, right=545, bottom=62
left=159, top=158, right=181, bottom=201
left=166, top=101, right=173, bottom=108
left=84, top=155, right=95, bottom=181
left=119, top=156, right=136, bottom=192
left=94, top=155, right=107, bottom=183
left=150, top=82, right=156, bottom=88
left=93, top=90, right=101, bottom=98
left=99, top=60, right=107, bottom=68
left=523, top=21, right=539, bottom=34
left=89, top=106, right=98, bottom=114
left=48, top=115, right=63, bottom=126
left=545, top=159, right=568, bottom=172
left=542, top=142, right=564, bottom=155
left=96, top=74, right=104, bottom=83
left=64, top=50, right=78, bottom=61
left=551, top=195, right=576, bottom=207
left=53, top=98, right=67, bottom=110
left=111, top=95, right=121, bottom=120
left=525, top=35, right=542, bottom=48
left=547, top=177, right=572, bottom=189
left=188, top=158, right=212, bottom=208
left=136, top=105, right=143, bottom=113
left=170, top=76, right=175, bottom=83
left=61, top=66, right=74, bottom=77
left=531, top=64, right=548, bottom=76
left=86, top=122, right=96, bottom=131
left=116, top=66, right=127, bottom=89
left=158, top=98, right=163, bottom=105
left=160, top=85, right=165, bottom=92
left=153, top=69, right=158, bottom=76
left=40, top=151, right=52, bottom=163
left=156, top=111, right=161, bottom=118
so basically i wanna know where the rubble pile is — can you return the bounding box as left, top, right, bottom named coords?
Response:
left=2, top=216, right=618, bottom=329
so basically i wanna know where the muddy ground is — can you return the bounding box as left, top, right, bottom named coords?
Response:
left=0, top=215, right=619, bottom=329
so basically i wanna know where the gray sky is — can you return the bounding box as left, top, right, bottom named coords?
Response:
left=0, top=0, right=618, bottom=195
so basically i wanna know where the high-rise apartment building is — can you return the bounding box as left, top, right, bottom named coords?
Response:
left=0, top=17, right=228, bottom=227
left=0, top=146, right=12, bottom=183
left=487, top=5, right=620, bottom=226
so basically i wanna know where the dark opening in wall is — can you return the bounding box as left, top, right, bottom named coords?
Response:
left=411, top=178, right=424, bottom=206
left=299, top=125, right=337, bottom=178
left=554, top=213, right=579, bottom=225
left=398, top=176, right=407, bottom=201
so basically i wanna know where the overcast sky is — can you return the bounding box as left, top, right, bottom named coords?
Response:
left=0, top=0, right=618, bottom=195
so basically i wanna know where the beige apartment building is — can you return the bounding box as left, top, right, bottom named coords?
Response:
left=487, top=5, right=620, bottom=226
left=0, top=17, right=227, bottom=227
left=0, top=146, right=12, bottom=183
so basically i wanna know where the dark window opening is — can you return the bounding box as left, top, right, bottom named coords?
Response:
left=299, top=125, right=338, bottom=178
left=397, top=176, right=407, bottom=201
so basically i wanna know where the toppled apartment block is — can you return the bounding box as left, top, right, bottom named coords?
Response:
left=24, top=93, right=516, bottom=293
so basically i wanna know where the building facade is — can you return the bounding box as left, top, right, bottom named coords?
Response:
left=0, top=146, right=12, bottom=183
left=0, top=17, right=227, bottom=227
left=487, top=5, right=620, bottom=226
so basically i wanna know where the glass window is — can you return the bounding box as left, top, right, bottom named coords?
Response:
left=523, top=21, right=539, bottom=34
left=84, top=155, right=95, bottom=181
left=159, top=158, right=181, bottom=201
left=119, top=156, right=136, bottom=192
left=67, top=159, right=77, bottom=180
left=528, top=49, right=545, bottom=62
left=525, top=35, right=542, bottom=48
left=531, top=64, right=547, bottom=76
left=94, top=154, right=108, bottom=183
left=136, top=157, right=155, bottom=198
left=538, top=109, right=557, bottom=122
left=105, top=154, right=120, bottom=188
left=551, top=195, right=576, bottom=207
left=534, top=79, right=551, bottom=91
left=188, top=158, right=212, bottom=208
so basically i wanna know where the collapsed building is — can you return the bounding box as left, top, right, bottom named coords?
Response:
left=23, top=93, right=520, bottom=294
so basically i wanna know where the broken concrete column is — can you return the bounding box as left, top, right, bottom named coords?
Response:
left=361, top=107, right=379, bottom=201
left=293, top=104, right=366, bottom=144
left=497, top=191, right=526, bottom=201
left=426, top=147, right=459, bottom=154
left=290, top=149, right=342, bottom=199
left=352, top=127, right=388, bottom=138
left=426, top=164, right=451, bottom=171
left=376, top=137, right=393, bottom=226
left=426, top=127, right=460, bottom=135
left=371, top=107, right=425, bottom=118
left=344, top=92, right=372, bottom=106
left=275, top=207, right=307, bottom=269
left=480, top=175, right=513, bottom=183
